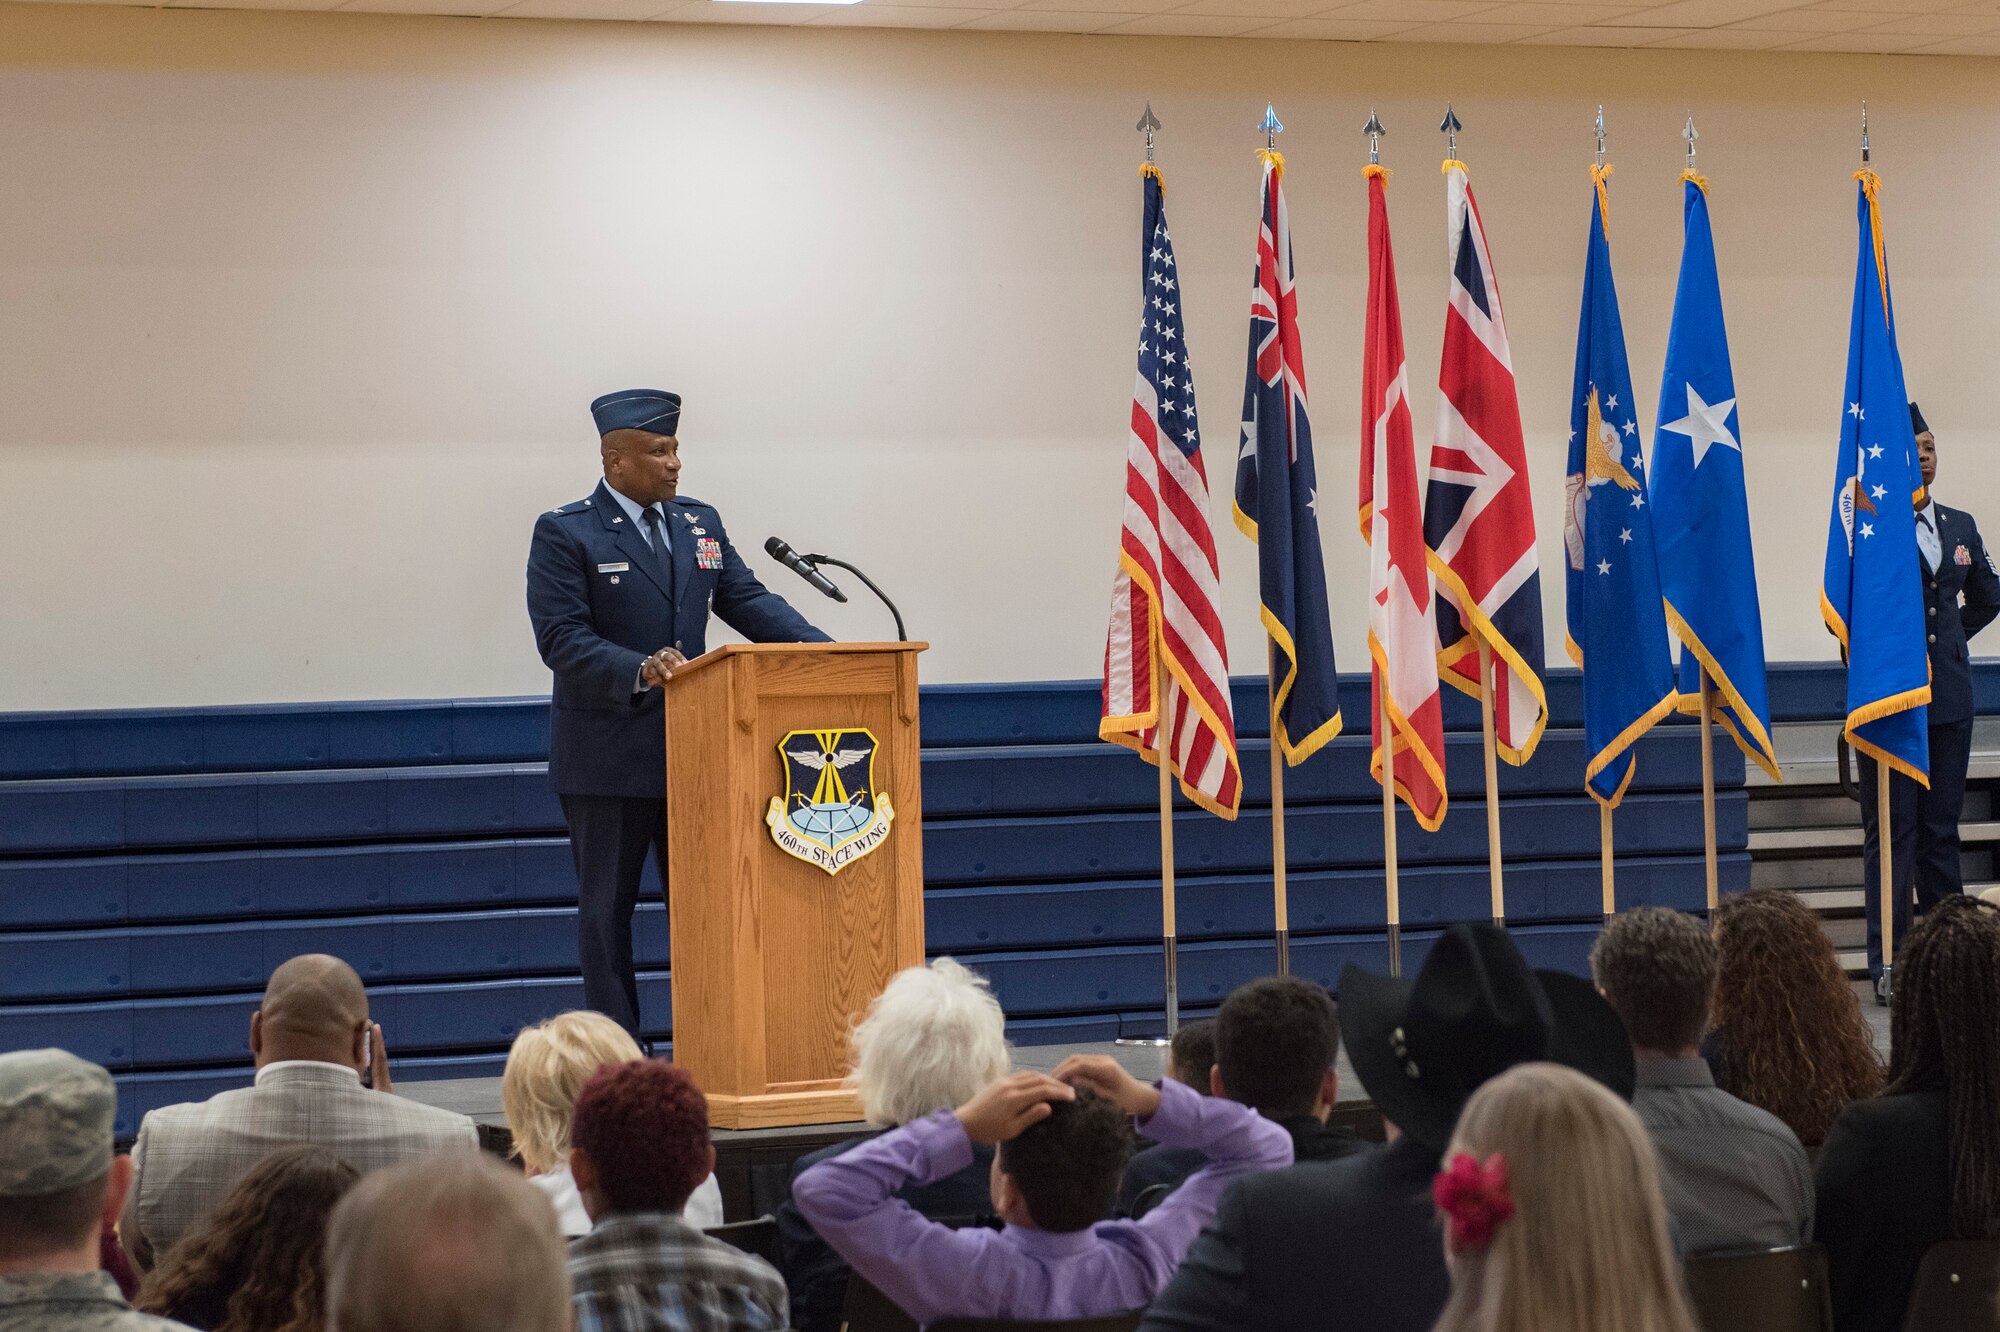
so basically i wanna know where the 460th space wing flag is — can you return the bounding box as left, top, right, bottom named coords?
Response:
left=1102, top=162, right=1244, bottom=818
left=1563, top=168, right=1678, bottom=807
left=1425, top=157, right=1548, bottom=766
left=1358, top=164, right=1447, bottom=831
left=1651, top=174, right=1779, bottom=781
left=1235, top=148, right=1342, bottom=763
left=1821, top=170, right=1929, bottom=786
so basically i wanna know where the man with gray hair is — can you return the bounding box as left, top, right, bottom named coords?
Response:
left=121, top=954, right=479, bottom=1269
left=325, top=1154, right=570, bottom=1332
left=0, top=1049, right=190, bottom=1330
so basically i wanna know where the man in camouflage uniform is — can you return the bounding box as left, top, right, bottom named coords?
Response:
left=0, top=1049, right=191, bottom=1330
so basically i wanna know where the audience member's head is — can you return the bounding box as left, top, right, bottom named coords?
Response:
left=1167, top=1019, right=1216, bottom=1092
left=850, top=957, right=1011, bottom=1127
left=502, top=1010, right=644, bottom=1177
left=1431, top=1062, right=1698, bottom=1332
left=1711, top=887, right=1883, bottom=1145
left=1590, top=907, right=1716, bottom=1054
left=1340, top=923, right=1637, bottom=1152
left=137, top=1145, right=358, bottom=1332
left=251, top=954, right=372, bottom=1072
left=1885, top=896, right=2000, bottom=1239
left=568, top=1059, right=714, bottom=1221
left=1213, top=976, right=1340, bottom=1120
left=324, top=1154, right=568, bottom=1332
left=0, top=1049, right=126, bottom=1274
left=993, top=1089, right=1130, bottom=1233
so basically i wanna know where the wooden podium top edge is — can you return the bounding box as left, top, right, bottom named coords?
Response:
left=669, top=641, right=928, bottom=683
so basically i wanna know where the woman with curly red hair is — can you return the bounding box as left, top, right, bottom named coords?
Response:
left=135, top=1145, right=357, bottom=1332
left=1708, top=887, right=1884, bottom=1146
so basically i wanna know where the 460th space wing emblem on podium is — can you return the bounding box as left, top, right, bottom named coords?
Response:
left=765, top=727, right=896, bottom=875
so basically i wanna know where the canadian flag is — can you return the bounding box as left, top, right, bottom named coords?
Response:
left=1358, top=166, right=1447, bottom=831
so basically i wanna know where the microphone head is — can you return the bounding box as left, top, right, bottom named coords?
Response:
left=764, top=536, right=791, bottom=561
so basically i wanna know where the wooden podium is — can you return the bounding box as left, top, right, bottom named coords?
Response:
left=662, top=642, right=927, bottom=1128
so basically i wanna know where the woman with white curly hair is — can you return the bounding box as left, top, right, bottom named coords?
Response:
left=776, top=957, right=1013, bottom=1332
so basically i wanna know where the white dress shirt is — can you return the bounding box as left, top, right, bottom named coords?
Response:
left=1917, top=499, right=1941, bottom=574
left=531, top=1162, right=724, bottom=1237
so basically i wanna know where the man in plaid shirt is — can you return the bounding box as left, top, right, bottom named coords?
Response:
left=567, top=1059, right=788, bottom=1332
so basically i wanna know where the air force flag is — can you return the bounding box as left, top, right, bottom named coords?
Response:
left=1822, top=172, right=1930, bottom=785
left=1562, top=170, right=1678, bottom=807
left=1651, top=175, right=1778, bottom=781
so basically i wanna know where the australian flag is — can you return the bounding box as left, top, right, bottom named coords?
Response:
left=1562, top=173, right=1677, bottom=807
left=1651, top=176, right=1778, bottom=781
left=1822, top=173, right=1929, bottom=785
left=1234, top=151, right=1341, bottom=763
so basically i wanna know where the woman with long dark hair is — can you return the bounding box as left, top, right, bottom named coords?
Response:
left=1708, top=888, right=1883, bottom=1146
left=136, top=1146, right=358, bottom=1332
left=1816, top=896, right=2000, bottom=1332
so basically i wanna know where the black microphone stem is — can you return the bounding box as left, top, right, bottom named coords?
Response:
left=804, top=554, right=907, bottom=642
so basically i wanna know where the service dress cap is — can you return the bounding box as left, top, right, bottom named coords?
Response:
left=0, top=1048, right=117, bottom=1196
left=591, top=389, right=682, bottom=438
left=1910, top=401, right=1931, bottom=436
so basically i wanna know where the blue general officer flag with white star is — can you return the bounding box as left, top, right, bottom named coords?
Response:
left=1562, top=172, right=1677, bottom=807
left=1651, top=176, right=1778, bottom=781
left=1822, top=173, right=1929, bottom=786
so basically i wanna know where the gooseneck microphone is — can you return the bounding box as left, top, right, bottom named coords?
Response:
left=765, top=537, right=848, bottom=602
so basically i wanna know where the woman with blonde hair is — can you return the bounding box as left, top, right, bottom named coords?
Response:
left=502, top=1009, right=723, bottom=1235
left=778, top=956, right=1014, bottom=1332
left=1430, top=1062, right=1699, bottom=1332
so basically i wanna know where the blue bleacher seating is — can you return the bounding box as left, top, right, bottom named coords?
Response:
left=0, top=664, right=1841, bottom=1125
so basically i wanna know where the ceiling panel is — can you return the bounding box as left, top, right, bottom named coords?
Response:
left=18, top=0, right=2000, bottom=53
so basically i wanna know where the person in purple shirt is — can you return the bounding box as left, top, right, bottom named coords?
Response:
left=791, top=1053, right=1293, bottom=1327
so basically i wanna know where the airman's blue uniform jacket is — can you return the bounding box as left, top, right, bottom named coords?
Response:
left=526, top=481, right=829, bottom=798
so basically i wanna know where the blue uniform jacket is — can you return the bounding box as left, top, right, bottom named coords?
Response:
left=526, top=480, right=829, bottom=798
left=1921, top=503, right=2000, bottom=726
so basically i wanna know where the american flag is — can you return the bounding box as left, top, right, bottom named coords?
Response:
left=1424, top=159, right=1548, bottom=765
left=1102, top=165, right=1241, bottom=819
left=1359, top=165, right=1447, bottom=832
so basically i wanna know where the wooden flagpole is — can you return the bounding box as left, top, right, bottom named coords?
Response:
left=1269, top=642, right=1290, bottom=975
left=1879, top=769, right=1895, bottom=990
left=1699, top=671, right=1719, bottom=912
left=1600, top=800, right=1615, bottom=923
left=1156, top=650, right=1180, bottom=1038
left=1381, top=684, right=1403, bottom=977
left=1478, top=640, right=1505, bottom=927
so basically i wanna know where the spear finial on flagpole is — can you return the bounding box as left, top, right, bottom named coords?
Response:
left=1594, top=105, right=1607, bottom=168
left=1683, top=114, right=1698, bottom=170
left=1363, top=109, right=1385, bottom=165
left=1261, top=103, right=1284, bottom=150
left=1440, top=103, right=1462, bottom=160
left=1137, top=102, right=1161, bottom=165
left=1861, top=99, right=1871, bottom=165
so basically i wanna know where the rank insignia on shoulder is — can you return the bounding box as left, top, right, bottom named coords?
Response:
left=1956, top=544, right=1973, bottom=566
left=696, top=537, right=723, bottom=570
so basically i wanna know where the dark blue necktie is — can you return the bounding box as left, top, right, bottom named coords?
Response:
left=641, top=507, right=675, bottom=597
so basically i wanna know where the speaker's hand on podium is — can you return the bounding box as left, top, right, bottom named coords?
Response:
left=1051, top=1054, right=1162, bottom=1120
left=954, top=1071, right=1075, bottom=1145
left=641, top=647, right=688, bottom=689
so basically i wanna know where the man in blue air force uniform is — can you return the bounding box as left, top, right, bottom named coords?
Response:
left=1860, top=401, right=2000, bottom=998
left=527, top=389, right=830, bottom=1035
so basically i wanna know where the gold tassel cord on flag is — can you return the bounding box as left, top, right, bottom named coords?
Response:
left=1257, top=148, right=1286, bottom=176
left=1139, top=162, right=1163, bottom=185
left=1680, top=167, right=1709, bottom=194
left=1590, top=161, right=1615, bottom=233
left=1439, top=159, right=1467, bottom=175
left=1362, top=163, right=1392, bottom=184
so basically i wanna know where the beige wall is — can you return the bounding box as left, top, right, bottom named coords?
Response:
left=0, top=3, right=1995, bottom=710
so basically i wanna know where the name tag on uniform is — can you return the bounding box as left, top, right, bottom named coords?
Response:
left=696, top=539, right=723, bottom=570
left=596, top=562, right=630, bottom=573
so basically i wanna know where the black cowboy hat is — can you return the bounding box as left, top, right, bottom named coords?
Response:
left=1339, top=922, right=1637, bottom=1152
